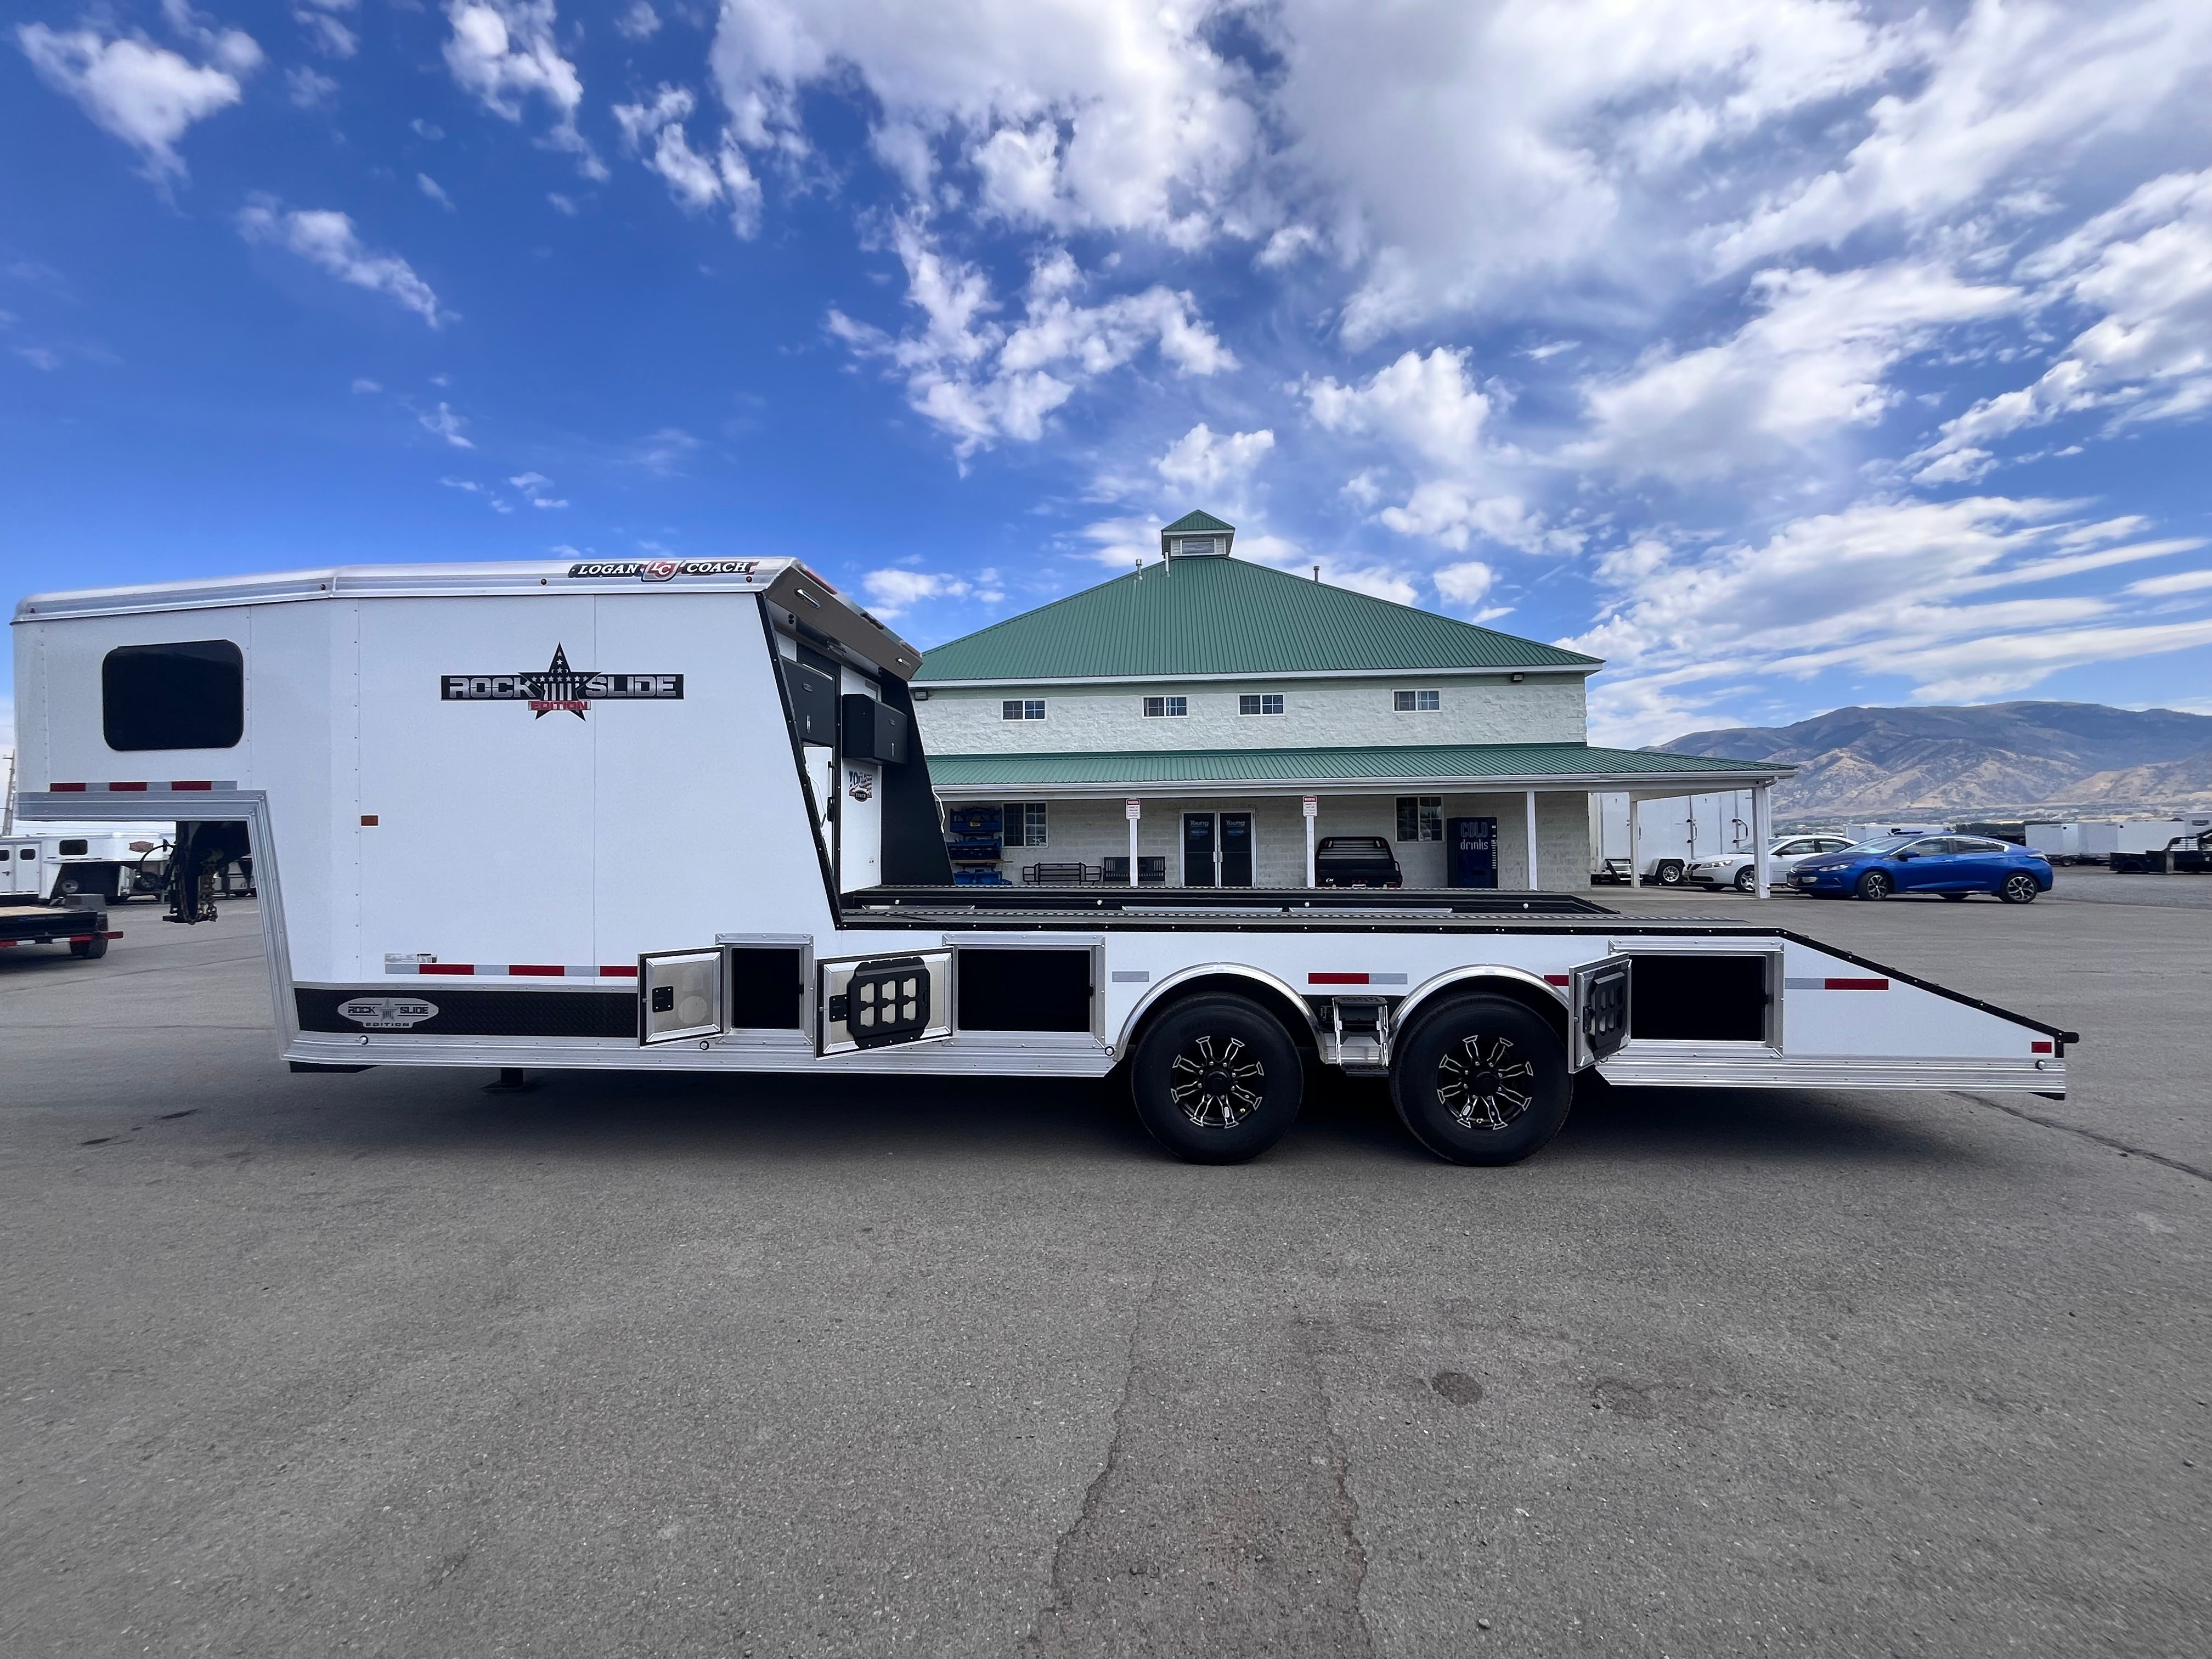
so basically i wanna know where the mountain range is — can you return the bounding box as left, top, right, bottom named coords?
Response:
left=1655, top=702, right=2212, bottom=817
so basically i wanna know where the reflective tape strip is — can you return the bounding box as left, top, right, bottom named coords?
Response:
left=45, top=781, right=235, bottom=792
left=1310, top=972, right=1368, bottom=985
left=1785, top=976, right=1890, bottom=991
left=2031, top=1041, right=2055, bottom=1054
left=383, top=962, right=636, bottom=978
left=1543, top=974, right=1570, bottom=986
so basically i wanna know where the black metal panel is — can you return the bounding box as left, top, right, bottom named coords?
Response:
left=780, top=659, right=837, bottom=746
left=840, top=695, right=910, bottom=764
left=1627, top=956, right=1768, bottom=1042
left=874, top=675, right=955, bottom=887
left=957, top=948, right=1092, bottom=1032
left=729, top=946, right=806, bottom=1029
left=295, top=987, right=636, bottom=1038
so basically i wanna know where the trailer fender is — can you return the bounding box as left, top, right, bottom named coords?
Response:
left=1116, top=964, right=1323, bottom=1059
left=1393, top=966, right=1569, bottom=1048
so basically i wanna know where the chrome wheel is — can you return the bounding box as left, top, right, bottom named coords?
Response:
left=1168, top=1033, right=1267, bottom=1129
left=2000, top=872, right=2040, bottom=904
left=1436, top=1032, right=1538, bottom=1133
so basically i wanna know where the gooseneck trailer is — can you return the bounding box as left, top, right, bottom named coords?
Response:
left=10, top=560, right=2076, bottom=1164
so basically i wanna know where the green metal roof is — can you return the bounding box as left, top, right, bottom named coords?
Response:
left=928, top=742, right=1788, bottom=791
left=1160, top=509, right=1235, bottom=534
left=916, top=557, right=1602, bottom=682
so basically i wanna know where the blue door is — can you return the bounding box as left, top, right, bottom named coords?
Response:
left=1446, top=817, right=1497, bottom=888
left=1892, top=836, right=1954, bottom=891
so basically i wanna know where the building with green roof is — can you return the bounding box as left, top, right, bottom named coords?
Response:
left=911, top=515, right=1791, bottom=889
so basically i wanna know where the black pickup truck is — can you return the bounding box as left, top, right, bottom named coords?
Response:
left=0, top=901, right=117, bottom=960
left=1314, top=836, right=1404, bottom=888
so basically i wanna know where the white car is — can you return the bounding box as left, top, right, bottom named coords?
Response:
left=1686, top=835, right=1860, bottom=892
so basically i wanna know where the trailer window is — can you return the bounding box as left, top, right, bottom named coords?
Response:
left=59, top=839, right=88, bottom=856
left=103, top=640, right=244, bottom=751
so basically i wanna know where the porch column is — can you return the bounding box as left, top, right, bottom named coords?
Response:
left=1629, top=797, right=1642, bottom=887
left=1303, top=794, right=1318, bottom=887
left=1524, top=790, right=1539, bottom=889
left=1752, top=782, right=1773, bottom=899
left=1125, top=798, right=1141, bottom=886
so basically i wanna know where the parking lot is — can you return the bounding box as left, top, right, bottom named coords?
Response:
left=3, top=878, right=2206, bottom=1658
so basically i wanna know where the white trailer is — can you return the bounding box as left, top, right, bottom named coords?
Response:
left=0, top=830, right=163, bottom=905
left=9, top=561, right=2076, bottom=1165
left=1588, top=790, right=1757, bottom=887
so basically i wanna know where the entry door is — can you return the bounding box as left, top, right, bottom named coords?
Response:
left=1, top=844, right=30, bottom=896
left=1182, top=814, right=1216, bottom=887
left=1219, top=813, right=1254, bottom=887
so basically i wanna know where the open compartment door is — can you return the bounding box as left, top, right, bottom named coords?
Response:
left=640, top=949, right=726, bottom=1045
left=1570, top=954, right=1631, bottom=1071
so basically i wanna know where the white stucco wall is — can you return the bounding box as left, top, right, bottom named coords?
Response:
left=914, top=673, right=1589, bottom=755
left=977, top=789, right=1593, bottom=890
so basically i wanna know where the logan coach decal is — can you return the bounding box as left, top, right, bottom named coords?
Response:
left=441, top=645, right=684, bottom=720
left=565, top=559, right=758, bottom=581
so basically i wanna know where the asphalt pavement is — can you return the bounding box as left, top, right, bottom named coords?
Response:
left=2, top=881, right=2205, bottom=1657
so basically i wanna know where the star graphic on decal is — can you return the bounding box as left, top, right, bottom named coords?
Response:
left=520, top=644, right=592, bottom=718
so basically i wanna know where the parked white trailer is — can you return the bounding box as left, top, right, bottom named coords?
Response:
left=0, top=830, right=163, bottom=904
left=1588, top=790, right=1758, bottom=886
left=9, top=561, right=2077, bottom=1165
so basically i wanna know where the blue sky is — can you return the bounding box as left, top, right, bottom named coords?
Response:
left=5, top=0, right=2212, bottom=753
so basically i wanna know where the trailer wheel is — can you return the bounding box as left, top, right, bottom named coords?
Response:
left=1389, top=994, right=1571, bottom=1166
left=1855, top=869, right=1893, bottom=900
left=70, top=935, right=108, bottom=959
left=1654, top=860, right=1685, bottom=887
left=1998, top=872, right=2040, bottom=905
left=1128, top=994, right=1302, bottom=1165
left=1733, top=867, right=1756, bottom=893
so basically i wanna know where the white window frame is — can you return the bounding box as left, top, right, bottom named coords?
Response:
left=1393, top=689, right=1442, bottom=712
left=1142, top=696, right=1189, bottom=718
left=1001, top=699, right=1046, bottom=721
left=1239, top=693, right=1285, bottom=715
left=1395, top=795, right=1444, bottom=842
left=1002, top=802, right=1048, bottom=847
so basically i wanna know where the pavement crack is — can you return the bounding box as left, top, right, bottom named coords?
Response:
left=1023, top=1263, right=1159, bottom=1656
left=1959, top=1093, right=2211, bottom=1183
left=1294, top=1311, right=1379, bottom=1659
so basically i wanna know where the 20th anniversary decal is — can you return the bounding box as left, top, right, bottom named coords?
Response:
left=441, top=644, right=683, bottom=720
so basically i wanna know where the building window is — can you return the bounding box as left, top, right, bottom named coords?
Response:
left=1393, top=689, right=1441, bottom=712
left=1002, top=699, right=1046, bottom=721
left=1142, top=696, right=1188, bottom=718
left=1001, top=803, right=1048, bottom=847
left=1396, top=796, right=1443, bottom=842
left=1239, top=693, right=1285, bottom=715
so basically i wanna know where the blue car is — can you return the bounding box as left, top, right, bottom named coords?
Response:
left=1787, top=833, right=2054, bottom=903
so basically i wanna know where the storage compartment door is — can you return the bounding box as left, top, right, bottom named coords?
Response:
left=1569, top=954, right=1631, bottom=1070
left=641, top=949, right=725, bottom=1044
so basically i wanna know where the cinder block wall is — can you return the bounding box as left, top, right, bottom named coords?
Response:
left=916, top=675, right=1588, bottom=755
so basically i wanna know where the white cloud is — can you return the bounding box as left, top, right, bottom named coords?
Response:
left=1154, top=424, right=1273, bottom=497
left=1570, top=262, right=2019, bottom=483
left=616, top=2, right=661, bottom=42
left=629, top=426, right=700, bottom=475
left=286, top=65, right=338, bottom=108
left=18, top=21, right=258, bottom=178
left=443, top=1, right=601, bottom=174
left=1716, top=1, right=2212, bottom=269
left=1571, top=497, right=2212, bottom=735
left=420, top=403, right=473, bottom=447
left=417, top=173, right=455, bottom=211
left=829, top=227, right=1232, bottom=456
left=1917, top=170, right=2212, bottom=475
left=236, top=200, right=447, bottom=326
left=710, top=0, right=1258, bottom=247
left=2131, top=568, right=2212, bottom=597
left=613, top=84, right=760, bottom=235
left=1433, top=560, right=1496, bottom=607
left=441, top=476, right=511, bottom=511
left=350, top=376, right=381, bottom=393
left=509, top=470, right=567, bottom=507
left=294, top=1, right=358, bottom=60
left=862, top=568, right=970, bottom=617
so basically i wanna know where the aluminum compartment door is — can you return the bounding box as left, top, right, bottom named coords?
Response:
left=1569, top=954, right=1632, bottom=1070
left=641, top=949, right=725, bottom=1044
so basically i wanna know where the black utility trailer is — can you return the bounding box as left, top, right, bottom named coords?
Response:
left=0, top=901, right=119, bottom=960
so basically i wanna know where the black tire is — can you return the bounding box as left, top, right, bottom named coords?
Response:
left=1128, top=994, right=1304, bottom=1165
left=70, top=935, right=108, bottom=959
left=1389, top=994, right=1572, bottom=1166
left=1733, top=867, right=1757, bottom=893
left=1997, top=872, right=2040, bottom=905
left=1855, top=869, right=1893, bottom=900
left=1940, top=891, right=1968, bottom=901
left=1655, top=861, right=1685, bottom=886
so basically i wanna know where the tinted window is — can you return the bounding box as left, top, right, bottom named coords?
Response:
left=103, top=640, right=244, bottom=751
left=59, top=839, right=88, bottom=856
left=1775, top=840, right=1812, bottom=855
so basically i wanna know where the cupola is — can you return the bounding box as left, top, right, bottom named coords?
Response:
left=1159, top=510, right=1235, bottom=559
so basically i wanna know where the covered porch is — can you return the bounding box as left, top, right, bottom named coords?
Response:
left=929, top=742, right=1796, bottom=896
